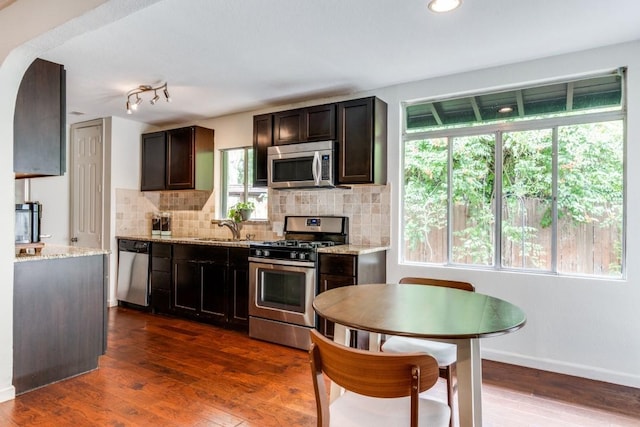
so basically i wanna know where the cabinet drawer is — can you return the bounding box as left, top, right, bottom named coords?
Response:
left=151, top=270, right=171, bottom=290
left=319, top=254, right=356, bottom=276
left=173, top=244, right=229, bottom=263
left=152, top=257, right=171, bottom=273
left=152, top=243, right=171, bottom=258
left=229, top=247, right=250, bottom=266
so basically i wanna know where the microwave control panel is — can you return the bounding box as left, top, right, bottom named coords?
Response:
left=321, top=154, right=331, bottom=179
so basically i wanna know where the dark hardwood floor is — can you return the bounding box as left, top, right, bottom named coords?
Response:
left=1, top=307, right=638, bottom=426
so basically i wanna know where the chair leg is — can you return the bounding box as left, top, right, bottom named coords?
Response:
left=444, top=365, right=454, bottom=427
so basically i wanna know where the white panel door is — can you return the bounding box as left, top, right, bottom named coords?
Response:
left=70, top=123, right=103, bottom=248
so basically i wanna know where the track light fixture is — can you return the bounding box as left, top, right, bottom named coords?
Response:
left=126, top=82, right=170, bottom=114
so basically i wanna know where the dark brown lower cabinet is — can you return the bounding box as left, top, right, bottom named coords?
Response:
left=171, top=244, right=249, bottom=331
left=150, top=243, right=172, bottom=314
left=173, top=245, right=228, bottom=323
left=317, top=251, right=386, bottom=346
left=228, top=248, right=250, bottom=329
left=13, top=254, right=108, bottom=395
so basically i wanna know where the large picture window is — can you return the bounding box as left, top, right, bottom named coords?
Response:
left=402, top=70, right=625, bottom=278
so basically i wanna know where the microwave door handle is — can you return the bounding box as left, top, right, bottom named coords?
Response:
left=313, top=151, right=321, bottom=186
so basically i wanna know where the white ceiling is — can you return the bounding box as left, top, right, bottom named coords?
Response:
left=35, top=0, right=640, bottom=126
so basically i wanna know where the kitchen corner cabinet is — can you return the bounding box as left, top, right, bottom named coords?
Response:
left=337, top=97, right=387, bottom=185
left=150, top=242, right=172, bottom=314
left=14, top=58, right=66, bottom=178
left=141, top=125, right=214, bottom=191
left=253, top=113, right=273, bottom=187
left=273, top=103, right=336, bottom=145
left=317, top=251, right=386, bottom=343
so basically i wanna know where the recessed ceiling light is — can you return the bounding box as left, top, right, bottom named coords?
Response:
left=428, top=0, right=461, bottom=13
left=498, top=106, right=514, bottom=114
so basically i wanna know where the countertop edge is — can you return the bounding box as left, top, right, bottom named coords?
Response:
left=15, top=245, right=110, bottom=263
left=116, top=235, right=390, bottom=255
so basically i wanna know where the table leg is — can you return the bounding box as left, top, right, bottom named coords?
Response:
left=456, top=338, right=482, bottom=427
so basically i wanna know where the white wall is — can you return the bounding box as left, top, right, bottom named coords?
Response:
left=0, top=0, right=162, bottom=403
left=148, top=43, right=640, bottom=388
left=375, top=41, right=640, bottom=388
left=107, top=116, right=155, bottom=304
left=3, top=3, right=639, bottom=404
left=0, top=0, right=115, bottom=404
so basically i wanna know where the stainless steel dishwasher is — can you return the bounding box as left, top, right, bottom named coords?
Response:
left=117, top=239, right=150, bottom=307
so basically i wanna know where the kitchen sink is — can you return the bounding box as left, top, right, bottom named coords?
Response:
left=192, top=237, right=235, bottom=242
left=190, top=237, right=251, bottom=242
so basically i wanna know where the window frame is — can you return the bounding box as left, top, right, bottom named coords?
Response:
left=220, top=147, right=267, bottom=220
left=401, top=90, right=627, bottom=278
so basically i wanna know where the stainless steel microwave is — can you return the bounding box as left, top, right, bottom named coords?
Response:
left=15, top=202, right=42, bottom=244
left=267, top=140, right=336, bottom=189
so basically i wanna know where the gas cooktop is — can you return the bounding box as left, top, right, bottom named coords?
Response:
left=252, top=240, right=338, bottom=249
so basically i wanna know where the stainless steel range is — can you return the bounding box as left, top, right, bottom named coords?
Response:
left=248, top=215, right=349, bottom=350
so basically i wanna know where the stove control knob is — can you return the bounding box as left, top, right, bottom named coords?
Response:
left=290, top=251, right=298, bottom=259
left=255, top=249, right=263, bottom=256
left=263, top=250, right=270, bottom=257
left=299, top=252, right=307, bottom=260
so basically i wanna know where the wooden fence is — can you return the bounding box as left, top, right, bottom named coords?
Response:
left=404, top=199, right=622, bottom=276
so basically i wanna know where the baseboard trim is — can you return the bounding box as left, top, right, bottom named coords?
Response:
left=0, top=385, right=15, bottom=403
left=483, top=348, right=640, bottom=389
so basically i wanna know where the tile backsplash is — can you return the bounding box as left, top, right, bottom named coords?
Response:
left=115, top=184, right=390, bottom=246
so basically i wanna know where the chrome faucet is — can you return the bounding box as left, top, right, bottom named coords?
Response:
left=218, top=220, right=241, bottom=240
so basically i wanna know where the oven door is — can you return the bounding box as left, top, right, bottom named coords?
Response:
left=249, top=258, right=316, bottom=327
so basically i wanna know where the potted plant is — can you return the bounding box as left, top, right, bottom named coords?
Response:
left=228, top=201, right=255, bottom=223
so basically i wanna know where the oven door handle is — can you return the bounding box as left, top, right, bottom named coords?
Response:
left=248, top=257, right=315, bottom=268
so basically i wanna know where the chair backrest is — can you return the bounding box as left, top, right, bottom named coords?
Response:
left=309, top=329, right=440, bottom=427
left=399, top=276, right=475, bottom=292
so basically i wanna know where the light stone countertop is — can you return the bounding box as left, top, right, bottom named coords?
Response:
left=117, top=235, right=390, bottom=256
left=116, top=235, right=253, bottom=248
left=317, top=244, right=390, bottom=256
left=15, top=244, right=110, bottom=263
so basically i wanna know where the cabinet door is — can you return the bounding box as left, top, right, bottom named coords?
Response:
left=337, top=98, right=373, bottom=183
left=166, top=127, right=195, bottom=189
left=14, top=58, right=66, bottom=177
left=141, top=132, right=167, bottom=191
left=253, top=114, right=273, bottom=187
left=201, top=263, right=228, bottom=324
left=173, top=259, right=199, bottom=312
left=337, top=97, right=387, bottom=184
left=273, top=109, right=304, bottom=145
left=317, top=274, right=356, bottom=340
left=305, top=104, right=336, bottom=141
left=228, top=248, right=249, bottom=329
left=228, top=264, right=249, bottom=328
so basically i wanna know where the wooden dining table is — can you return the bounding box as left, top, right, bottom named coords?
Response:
left=313, top=283, right=526, bottom=427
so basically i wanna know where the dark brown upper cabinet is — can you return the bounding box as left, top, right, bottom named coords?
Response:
left=141, top=131, right=167, bottom=191
left=253, top=113, right=273, bottom=187
left=273, top=104, right=336, bottom=145
left=337, top=97, right=387, bottom=185
left=141, top=125, right=214, bottom=191
left=14, top=58, right=66, bottom=178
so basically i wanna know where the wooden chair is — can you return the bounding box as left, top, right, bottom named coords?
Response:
left=381, top=277, right=475, bottom=427
left=309, top=329, right=450, bottom=427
